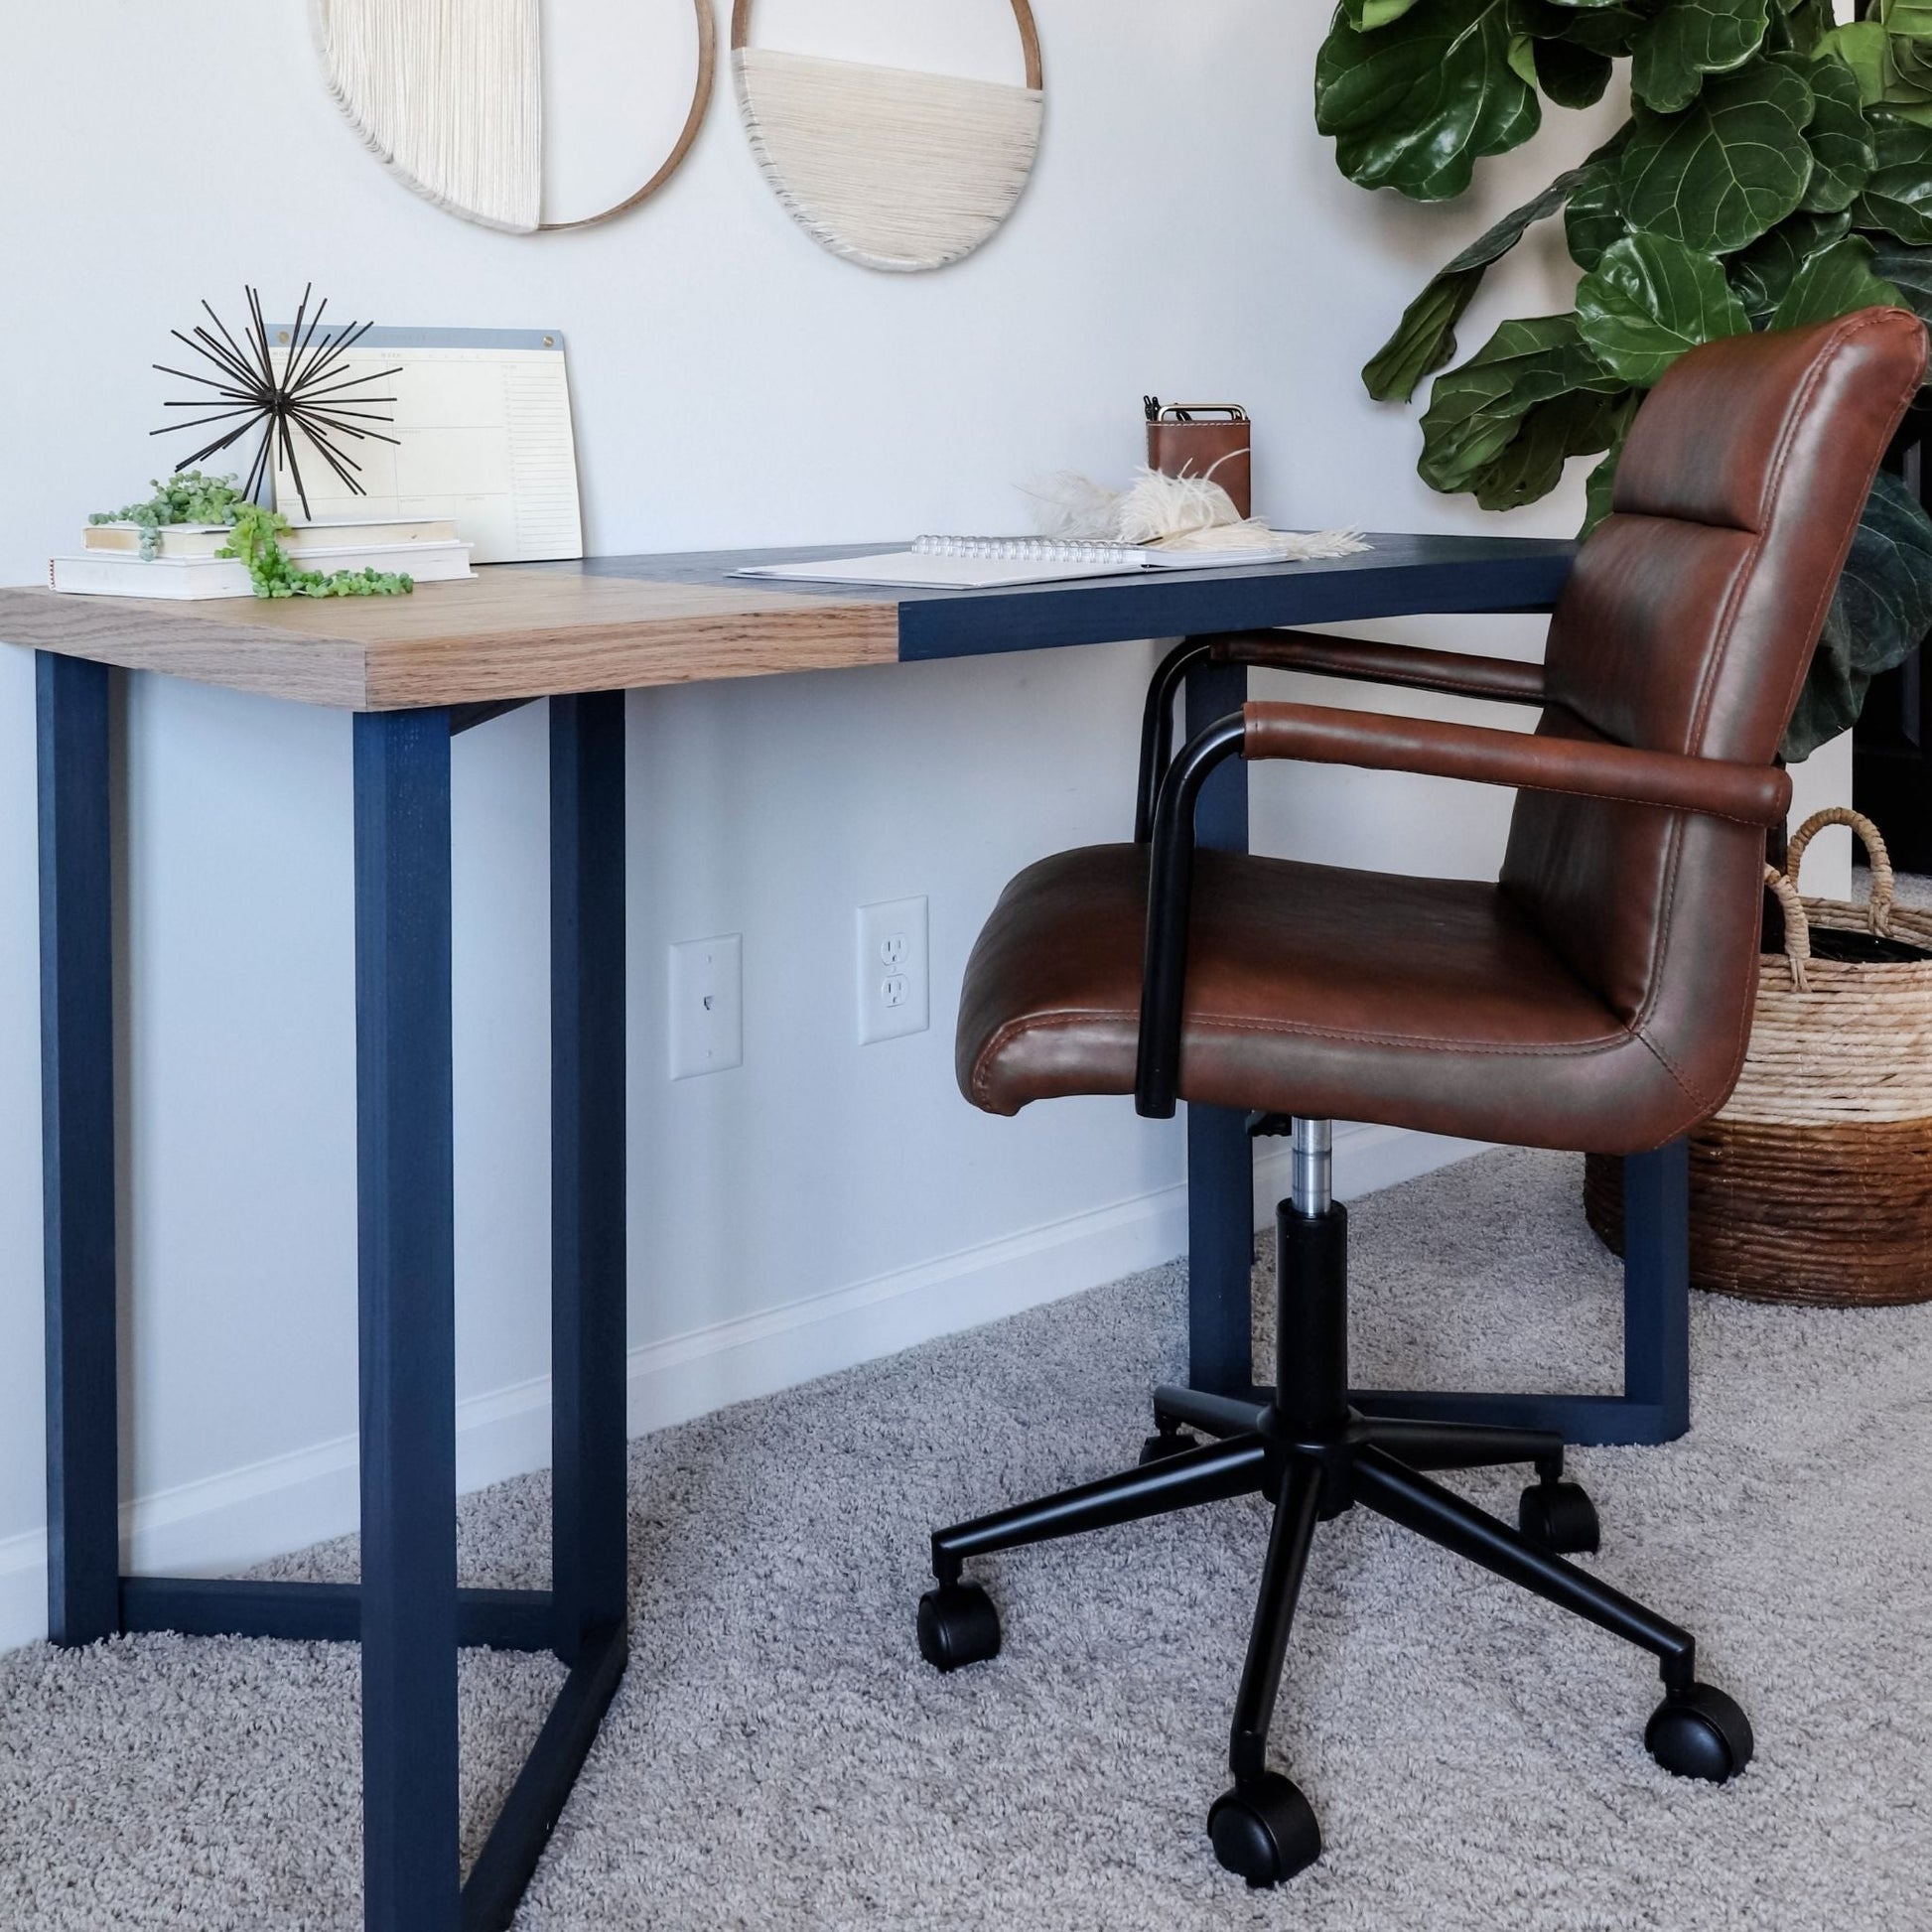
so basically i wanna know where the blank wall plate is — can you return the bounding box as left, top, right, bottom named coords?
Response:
left=668, top=934, right=743, bottom=1079
left=857, top=897, right=929, bottom=1044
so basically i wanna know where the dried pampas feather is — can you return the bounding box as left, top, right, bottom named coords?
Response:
left=1026, top=471, right=1122, bottom=543
left=1024, top=468, right=1369, bottom=561
left=1115, top=470, right=1248, bottom=545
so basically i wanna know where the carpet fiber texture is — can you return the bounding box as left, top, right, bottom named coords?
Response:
left=2, top=1148, right=1929, bottom=1930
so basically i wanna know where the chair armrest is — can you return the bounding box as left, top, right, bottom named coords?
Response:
left=1133, top=629, right=1550, bottom=844
left=1131, top=703, right=1790, bottom=1119
left=1241, top=701, right=1791, bottom=827
left=1211, top=629, right=1550, bottom=707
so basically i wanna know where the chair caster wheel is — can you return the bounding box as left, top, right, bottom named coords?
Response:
left=1646, top=1684, right=1754, bottom=1783
left=1206, top=1772, right=1321, bottom=1888
left=1140, top=1428, right=1198, bottom=1465
left=917, top=1582, right=1001, bottom=1673
left=1519, top=1479, right=1599, bottom=1555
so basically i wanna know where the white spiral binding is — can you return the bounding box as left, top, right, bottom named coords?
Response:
left=912, top=534, right=1148, bottom=566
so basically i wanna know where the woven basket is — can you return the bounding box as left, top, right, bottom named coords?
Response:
left=1586, top=808, right=1932, bottom=1307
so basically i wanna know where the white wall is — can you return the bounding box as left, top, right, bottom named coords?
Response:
left=0, top=3, right=1843, bottom=1646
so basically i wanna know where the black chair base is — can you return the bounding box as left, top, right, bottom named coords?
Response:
left=919, top=1194, right=1752, bottom=1888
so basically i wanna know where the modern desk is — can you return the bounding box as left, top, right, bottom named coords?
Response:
left=0, top=534, right=1688, bottom=1931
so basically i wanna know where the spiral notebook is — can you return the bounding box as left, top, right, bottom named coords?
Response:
left=734, top=533, right=1300, bottom=591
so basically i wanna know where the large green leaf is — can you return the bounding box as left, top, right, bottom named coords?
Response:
left=1419, top=314, right=1623, bottom=493
left=1565, top=164, right=1626, bottom=267
left=1865, top=233, right=1932, bottom=325
left=1769, top=0, right=1839, bottom=58
left=1316, top=0, right=1543, bottom=201
left=1344, top=0, right=1428, bottom=25
left=1365, top=280, right=1483, bottom=406
left=1821, top=7, right=1932, bottom=125
left=1794, top=54, right=1877, bottom=212
left=1817, top=20, right=1891, bottom=102
left=1463, top=388, right=1635, bottom=509
left=1620, top=58, right=1816, bottom=252
left=1853, top=110, right=1932, bottom=242
left=1531, top=0, right=1654, bottom=61
left=1787, top=470, right=1932, bottom=759
left=1514, top=0, right=1653, bottom=66
left=1886, top=0, right=1932, bottom=37
left=1727, top=207, right=1853, bottom=321
left=1580, top=413, right=1634, bottom=536
left=1630, top=0, right=1771, bottom=115
left=1577, top=232, right=1750, bottom=383
left=1363, top=159, right=1612, bottom=401
left=1769, top=233, right=1905, bottom=328
left=1528, top=34, right=1615, bottom=105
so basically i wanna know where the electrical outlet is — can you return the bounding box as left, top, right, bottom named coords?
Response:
left=857, top=897, right=928, bottom=1044
left=667, top=934, right=743, bottom=1079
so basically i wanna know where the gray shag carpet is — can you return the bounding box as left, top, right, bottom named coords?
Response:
left=3, top=1147, right=1930, bottom=1931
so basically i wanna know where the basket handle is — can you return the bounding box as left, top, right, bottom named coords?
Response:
left=1785, top=806, right=1895, bottom=937
left=1764, top=865, right=1812, bottom=993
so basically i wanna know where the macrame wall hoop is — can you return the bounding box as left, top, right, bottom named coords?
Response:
left=541, top=0, right=717, bottom=231
left=732, top=0, right=1044, bottom=273
left=312, top=0, right=717, bottom=235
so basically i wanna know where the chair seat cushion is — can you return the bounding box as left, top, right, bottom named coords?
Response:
left=956, top=845, right=1701, bottom=1155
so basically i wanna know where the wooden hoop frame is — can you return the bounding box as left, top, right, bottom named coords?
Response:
left=730, top=0, right=1043, bottom=91
left=538, top=0, right=719, bottom=231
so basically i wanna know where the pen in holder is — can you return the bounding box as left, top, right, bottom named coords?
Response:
left=1145, top=400, right=1252, bottom=519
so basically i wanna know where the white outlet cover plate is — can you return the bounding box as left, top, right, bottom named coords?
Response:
left=668, top=933, right=744, bottom=1079
left=857, top=897, right=929, bottom=1044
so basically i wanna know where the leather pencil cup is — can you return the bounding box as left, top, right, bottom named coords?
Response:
left=1146, top=403, right=1252, bottom=517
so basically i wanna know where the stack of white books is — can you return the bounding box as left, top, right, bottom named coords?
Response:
left=51, top=515, right=475, bottom=599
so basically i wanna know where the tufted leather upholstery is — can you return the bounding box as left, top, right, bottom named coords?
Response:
left=957, top=312, right=1928, bottom=1154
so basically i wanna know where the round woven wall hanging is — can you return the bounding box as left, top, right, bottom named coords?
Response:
left=312, top=0, right=717, bottom=234
left=732, top=0, right=1044, bottom=272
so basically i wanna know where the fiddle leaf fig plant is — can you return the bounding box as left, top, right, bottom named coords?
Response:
left=1319, top=0, right=1932, bottom=759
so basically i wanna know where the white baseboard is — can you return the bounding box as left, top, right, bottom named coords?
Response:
left=0, top=1124, right=1485, bottom=1652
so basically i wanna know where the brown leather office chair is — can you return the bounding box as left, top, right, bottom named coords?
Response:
left=916, top=311, right=1928, bottom=1887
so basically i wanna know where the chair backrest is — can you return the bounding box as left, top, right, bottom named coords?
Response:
left=1499, top=310, right=1926, bottom=1111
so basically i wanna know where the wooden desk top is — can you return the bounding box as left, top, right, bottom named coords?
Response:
left=0, top=536, right=1576, bottom=711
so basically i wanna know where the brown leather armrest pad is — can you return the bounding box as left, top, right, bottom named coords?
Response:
left=1211, top=629, right=1549, bottom=706
left=1242, top=700, right=1792, bottom=828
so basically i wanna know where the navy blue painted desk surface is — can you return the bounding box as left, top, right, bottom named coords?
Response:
left=11, top=529, right=1695, bottom=1932
left=577, top=531, right=1579, bottom=661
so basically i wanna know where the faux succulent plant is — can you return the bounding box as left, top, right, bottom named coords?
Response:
left=1317, top=0, right=1932, bottom=758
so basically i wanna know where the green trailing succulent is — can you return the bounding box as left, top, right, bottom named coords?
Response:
left=1317, top=0, right=1932, bottom=759
left=218, top=504, right=413, bottom=600
left=90, top=472, right=255, bottom=561
left=88, top=472, right=412, bottom=601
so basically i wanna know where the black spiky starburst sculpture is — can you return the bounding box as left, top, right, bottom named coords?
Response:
left=154, top=285, right=401, bottom=519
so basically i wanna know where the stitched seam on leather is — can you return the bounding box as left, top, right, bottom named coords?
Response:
left=1183, top=1016, right=1632, bottom=1056
left=1629, top=809, right=1684, bottom=1038
left=1685, top=315, right=1882, bottom=754
left=1632, top=1023, right=1704, bottom=1108
left=973, top=1009, right=1635, bottom=1104
left=1768, top=313, right=1921, bottom=738
left=1636, top=317, right=1895, bottom=1042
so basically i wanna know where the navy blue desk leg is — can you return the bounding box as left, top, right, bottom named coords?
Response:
left=353, top=708, right=461, bottom=1932
left=37, top=652, right=121, bottom=1648
left=1348, top=1142, right=1692, bottom=1446
left=549, top=693, right=628, bottom=1667
left=1621, top=1141, right=1692, bottom=1441
left=1184, top=656, right=1255, bottom=1395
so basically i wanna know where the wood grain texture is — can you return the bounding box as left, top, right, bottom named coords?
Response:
left=0, top=537, right=1580, bottom=713
left=0, top=570, right=898, bottom=711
